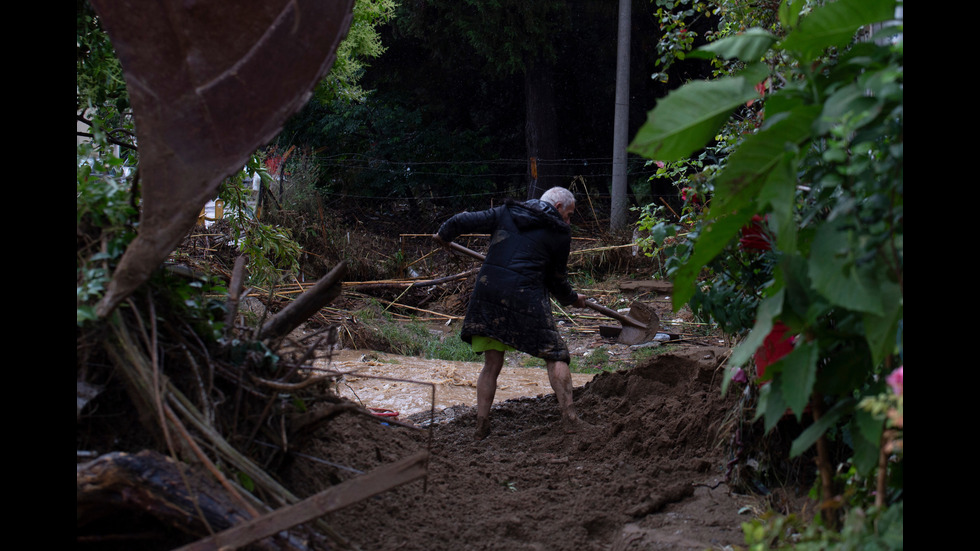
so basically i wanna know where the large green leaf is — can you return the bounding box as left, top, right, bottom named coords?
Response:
left=758, top=155, right=799, bottom=252
left=779, top=0, right=898, bottom=63
left=688, top=27, right=778, bottom=62
left=780, top=339, right=818, bottom=418
left=670, top=105, right=818, bottom=309
left=711, top=104, right=820, bottom=213
left=629, top=63, right=768, bottom=162
left=815, top=82, right=883, bottom=135
left=809, top=219, right=884, bottom=315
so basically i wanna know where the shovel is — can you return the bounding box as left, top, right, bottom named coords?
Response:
left=443, top=240, right=661, bottom=345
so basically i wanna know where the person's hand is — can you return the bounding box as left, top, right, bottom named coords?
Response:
left=432, top=233, right=450, bottom=249
left=573, top=293, right=587, bottom=309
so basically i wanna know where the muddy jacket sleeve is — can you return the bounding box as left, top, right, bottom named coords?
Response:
left=436, top=207, right=500, bottom=243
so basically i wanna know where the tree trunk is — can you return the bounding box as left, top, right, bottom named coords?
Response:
left=610, top=0, right=632, bottom=230
left=524, top=56, right=562, bottom=200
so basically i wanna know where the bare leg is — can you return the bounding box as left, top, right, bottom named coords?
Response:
left=545, top=359, right=580, bottom=429
left=475, top=350, right=504, bottom=439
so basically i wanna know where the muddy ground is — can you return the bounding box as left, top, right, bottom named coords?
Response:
left=283, top=324, right=795, bottom=551
left=97, top=209, right=816, bottom=550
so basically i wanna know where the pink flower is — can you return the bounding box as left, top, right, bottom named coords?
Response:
left=886, top=366, right=903, bottom=396
left=731, top=367, right=748, bottom=384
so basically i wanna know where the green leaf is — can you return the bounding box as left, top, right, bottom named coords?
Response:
left=758, top=155, right=799, bottom=252
left=778, top=0, right=806, bottom=30
left=863, top=279, right=903, bottom=365
left=790, top=397, right=855, bottom=457
left=756, top=381, right=789, bottom=433
left=808, top=219, right=884, bottom=315
left=629, top=62, right=768, bottom=162
left=711, top=105, right=819, bottom=214
left=815, top=82, right=882, bottom=135
left=237, top=471, right=255, bottom=492
left=778, top=0, right=898, bottom=63
left=779, top=339, right=818, bottom=418
left=689, top=27, right=778, bottom=62
left=729, top=289, right=785, bottom=368
left=850, top=408, right=883, bottom=476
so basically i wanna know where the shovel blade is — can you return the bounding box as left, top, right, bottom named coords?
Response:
left=617, top=301, right=660, bottom=345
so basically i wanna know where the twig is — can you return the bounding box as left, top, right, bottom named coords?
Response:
left=344, top=267, right=478, bottom=290
left=572, top=243, right=637, bottom=255
left=659, top=196, right=680, bottom=219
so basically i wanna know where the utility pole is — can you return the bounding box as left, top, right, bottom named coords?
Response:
left=610, top=0, right=631, bottom=231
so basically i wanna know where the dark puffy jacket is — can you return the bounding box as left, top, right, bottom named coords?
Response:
left=437, top=199, right=577, bottom=362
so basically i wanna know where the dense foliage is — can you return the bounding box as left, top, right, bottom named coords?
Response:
left=631, top=0, right=903, bottom=543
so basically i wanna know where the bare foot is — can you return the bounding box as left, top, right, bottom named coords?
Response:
left=562, top=416, right=593, bottom=434
left=474, top=417, right=491, bottom=440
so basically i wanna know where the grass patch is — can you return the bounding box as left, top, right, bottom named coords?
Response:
left=518, top=355, right=546, bottom=369
left=423, top=332, right=481, bottom=362
left=355, top=306, right=482, bottom=362
left=573, top=345, right=629, bottom=374
left=376, top=319, right=432, bottom=356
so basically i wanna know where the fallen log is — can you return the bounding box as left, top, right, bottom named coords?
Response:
left=77, top=450, right=290, bottom=550
left=78, top=449, right=430, bottom=551
left=259, top=261, right=346, bottom=342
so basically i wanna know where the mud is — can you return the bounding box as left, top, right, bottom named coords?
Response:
left=285, top=345, right=765, bottom=551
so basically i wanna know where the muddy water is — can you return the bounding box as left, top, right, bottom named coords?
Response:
left=314, top=349, right=595, bottom=417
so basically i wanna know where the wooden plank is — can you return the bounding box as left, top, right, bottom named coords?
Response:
left=619, top=280, right=673, bottom=293
left=175, top=451, right=429, bottom=551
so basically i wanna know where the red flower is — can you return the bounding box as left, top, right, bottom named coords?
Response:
left=755, top=321, right=794, bottom=381
left=739, top=214, right=771, bottom=251
left=681, top=187, right=701, bottom=207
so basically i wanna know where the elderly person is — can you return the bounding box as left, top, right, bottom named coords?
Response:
left=434, top=187, right=589, bottom=439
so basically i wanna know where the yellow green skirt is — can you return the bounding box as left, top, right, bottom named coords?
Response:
left=471, top=335, right=516, bottom=353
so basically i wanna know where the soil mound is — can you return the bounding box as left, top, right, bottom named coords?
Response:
left=286, top=345, right=754, bottom=550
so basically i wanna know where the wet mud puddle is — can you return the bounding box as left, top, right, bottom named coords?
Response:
left=313, top=349, right=595, bottom=417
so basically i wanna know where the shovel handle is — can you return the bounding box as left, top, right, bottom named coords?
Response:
left=584, top=301, right=648, bottom=330
left=445, top=240, right=486, bottom=262
left=444, top=238, right=649, bottom=331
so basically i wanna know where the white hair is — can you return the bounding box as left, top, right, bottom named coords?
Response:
left=540, top=187, right=575, bottom=207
